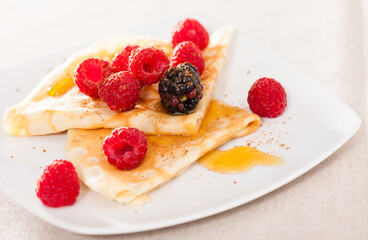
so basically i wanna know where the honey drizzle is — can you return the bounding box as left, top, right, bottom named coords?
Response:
left=198, top=146, right=283, bottom=174
left=47, top=76, right=75, bottom=96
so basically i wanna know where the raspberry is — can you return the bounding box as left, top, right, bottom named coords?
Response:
left=98, top=71, right=140, bottom=112
left=171, top=41, right=205, bottom=75
left=103, top=127, right=148, bottom=170
left=171, top=18, right=209, bottom=50
left=36, top=159, right=80, bottom=208
left=111, top=44, right=139, bottom=73
left=247, top=77, right=287, bottom=118
left=74, top=58, right=113, bottom=98
left=128, top=47, right=170, bottom=86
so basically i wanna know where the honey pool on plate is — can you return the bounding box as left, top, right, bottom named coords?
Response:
left=198, top=146, right=283, bottom=174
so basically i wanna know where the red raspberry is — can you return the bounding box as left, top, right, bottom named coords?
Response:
left=128, top=47, right=170, bottom=86
left=171, top=18, right=209, bottom=50
left=171, top=41, right=205, bottom=75
left=74, top=58, right=113, bottom=98
left=247, top=78, right=287, bottom=118
left=98, top=71, right=140, bottom=112
left=36, top=160, right=80, bottom=208
left=111, top=44, right=139, bottom=73
left=103, top=127, right=148, bottom=170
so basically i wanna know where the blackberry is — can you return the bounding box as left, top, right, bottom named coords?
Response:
left=159, top=63, right=203, bottom=114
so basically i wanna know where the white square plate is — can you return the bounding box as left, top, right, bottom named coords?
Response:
left=0, top=14, right=361, bottom=235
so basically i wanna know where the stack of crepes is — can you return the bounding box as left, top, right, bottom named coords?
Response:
left=2, top=26, right=261, bottom=208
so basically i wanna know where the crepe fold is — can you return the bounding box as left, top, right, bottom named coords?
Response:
left=65, top=100, right=260, bottom=208
left=3, top=26, right=233, bottom=136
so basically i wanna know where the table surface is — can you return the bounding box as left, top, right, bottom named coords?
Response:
left=1, top=0, right=367, bottom=239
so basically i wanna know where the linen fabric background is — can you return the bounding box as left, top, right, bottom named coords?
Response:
left=0, top=0, right=367, bottom=239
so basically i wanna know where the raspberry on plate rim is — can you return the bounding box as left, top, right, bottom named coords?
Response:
left=247, top=77, right=287, bottom=118
left=36, top=159, right=80, bottom=208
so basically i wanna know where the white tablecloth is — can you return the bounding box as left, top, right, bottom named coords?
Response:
left=1, top=0, right=367, bottom=239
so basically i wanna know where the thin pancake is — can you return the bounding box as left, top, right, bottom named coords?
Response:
left=65, top=99, right=260, bottom=208
left=3, top=26, right=233, bottom=136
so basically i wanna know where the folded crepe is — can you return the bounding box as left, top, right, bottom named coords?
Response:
left=65, top=100, right=261, bottom=208
left=3, top=26, right=233, bottom=136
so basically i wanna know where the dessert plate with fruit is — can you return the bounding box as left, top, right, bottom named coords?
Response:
left=0, top=15, right=361, bottom=235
